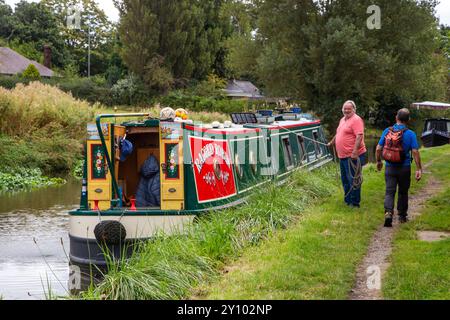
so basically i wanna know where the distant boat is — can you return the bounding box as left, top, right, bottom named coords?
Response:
left=421, top=118, right=450, bottom=148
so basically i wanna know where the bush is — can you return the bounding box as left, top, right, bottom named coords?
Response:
left=111, top=75, right=150, bottom=106
left=0, top=167, right=65, bottom=193
left=155, top=90, right=252, bottom=114
left=21, top=64, right=41, bottom=81
left=0, top=82, right=93, bottom=139
left=0, top=75, right=27, bottom=89
left=0, top=73, right=258, bottom=112
left=47, top=77, right=114, bottom=106
left=0, top=83, right=92, bottom=175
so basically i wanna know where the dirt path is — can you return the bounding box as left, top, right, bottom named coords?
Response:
left=348, top=165, right=443, bottom=300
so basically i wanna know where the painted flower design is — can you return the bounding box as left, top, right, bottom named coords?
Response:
left=167, top=147, right=177, bottom=176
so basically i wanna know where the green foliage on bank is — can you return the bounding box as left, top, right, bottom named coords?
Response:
left=0, top=167, right=65, bottom=193
left=155, top=91, right=250, bottom=114
left=0, top=74, right=257, bottom=114
left=0, top=83, right=93, bottom=190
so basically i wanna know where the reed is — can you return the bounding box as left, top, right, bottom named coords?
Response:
left=0, top=82, right=94, bottom=177
left=0, top=82, right=93, bottom=139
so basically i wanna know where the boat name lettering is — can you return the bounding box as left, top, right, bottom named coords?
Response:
left=194, top=143, right=231, bottom=173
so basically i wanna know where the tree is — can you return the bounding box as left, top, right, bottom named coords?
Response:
left=251, top=0, right=447, bottom=129
left=118, top=0, right=231, bottom=90
left=21, top=64, right=41, bottom=80
left=0, top=0, right=15, bottom=41
left=1, top=1, right=68, bottom=68
left=222, top=0, right=261, bottom=81
left=41, top=0, right=115, bottom=76
left=439, top=25, right=450, bottom=101
left=118, top=0, right=160, bottom=81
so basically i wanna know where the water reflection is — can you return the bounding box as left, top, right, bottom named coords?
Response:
left=366, top=138, right=380, bottom=163
left=0, top=180, right=80, bottom=300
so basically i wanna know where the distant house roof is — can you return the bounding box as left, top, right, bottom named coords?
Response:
left=0, top=47, right=54, bottom=77
left=224, top=80, right=264, bottom=99
left=411, top=101, right=450, bottom=110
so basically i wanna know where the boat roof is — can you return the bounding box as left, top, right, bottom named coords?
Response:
left=185, top=119, right=321, bottom=135
left=412, top=101, right=450, bottom=110
left=424, top=118, right=450, bottom=121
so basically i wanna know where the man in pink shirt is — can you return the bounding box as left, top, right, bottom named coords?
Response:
left=328, top=101, right=367, bottom=208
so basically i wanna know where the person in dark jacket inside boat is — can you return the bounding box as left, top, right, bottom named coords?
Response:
left=135, top=155, right=161, bottom=208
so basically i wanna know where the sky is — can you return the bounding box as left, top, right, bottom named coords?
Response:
left=4, top=0, right=450, bottom=26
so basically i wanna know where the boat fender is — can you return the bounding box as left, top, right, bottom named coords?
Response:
left=94, top=221, right=126, bottom=245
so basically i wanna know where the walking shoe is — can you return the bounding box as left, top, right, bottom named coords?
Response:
left=399, top=214, right=409, bottom=224
left=384, top=212, right=393, bottom=227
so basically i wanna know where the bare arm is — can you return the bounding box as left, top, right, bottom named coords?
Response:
left=376, top=145, right=383, bottom=171
left=412, top=149, right=422, bottom=181
left=327, top=135, right=336, bottom=147
left=351, top=134, right=363, bottom=159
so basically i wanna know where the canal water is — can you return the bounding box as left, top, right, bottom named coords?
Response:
left=0, top=180, right=81, bottom=300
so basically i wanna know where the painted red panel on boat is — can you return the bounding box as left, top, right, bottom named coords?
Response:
left=189, top=136, right=237, bottom=203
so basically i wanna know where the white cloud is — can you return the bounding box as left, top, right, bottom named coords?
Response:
left=3, top=0, right=449, bottom=26
left=436, top=0, right=450, bottom=26
left=4, top=0, right=119, bottom=22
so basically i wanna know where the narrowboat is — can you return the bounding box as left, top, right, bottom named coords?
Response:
left=68, top=109, right=333, bottom=290
left=421, top=118, right=450, bottom=148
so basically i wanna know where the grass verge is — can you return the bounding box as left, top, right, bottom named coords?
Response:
left=80, top=167, right=339, bottom=300
left=198, top=145, right=450, bottom=299
left=383, top=146, right=450, bottom=300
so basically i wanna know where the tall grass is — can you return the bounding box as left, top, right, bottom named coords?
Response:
left=81, top=166, right=338, bottom=300
left=0, top=82, right=93, bottom=139
left=0, top=82, right=95, bottom=176
left=0, top=82, right=229, bottom=182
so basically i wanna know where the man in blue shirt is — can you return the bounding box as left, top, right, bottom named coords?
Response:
left=376, top=108, right=422, bottom=227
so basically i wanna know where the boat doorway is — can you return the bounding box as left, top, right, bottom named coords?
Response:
left=116, top=126, right=161, bottom=210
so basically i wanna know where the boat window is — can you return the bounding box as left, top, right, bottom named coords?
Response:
left=249, top=150, right=257, bottom=174
left=447, top=121, right=450, bottom=132
left=312, top=131, right=323, bottom=157
left=235, top=153, right=244, bottom=179
left=282, top=136, right=294, bottom=169
left=431, top=120, right=448, bottom=132
left=297, top=134, right=306, bottom=164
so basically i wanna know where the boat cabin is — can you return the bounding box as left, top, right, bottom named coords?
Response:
left=421, top=118, right=450, bottom=148
left=70, top=110, right=333, bottom=291
left=80, top=112, right=332, bottom=214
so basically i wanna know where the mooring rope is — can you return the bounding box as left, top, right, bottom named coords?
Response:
left=275, top=123, right=342, bottom=184
left=345, top=156, right=363, bottom=198
left=273, top=124, right=329, bottom=147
